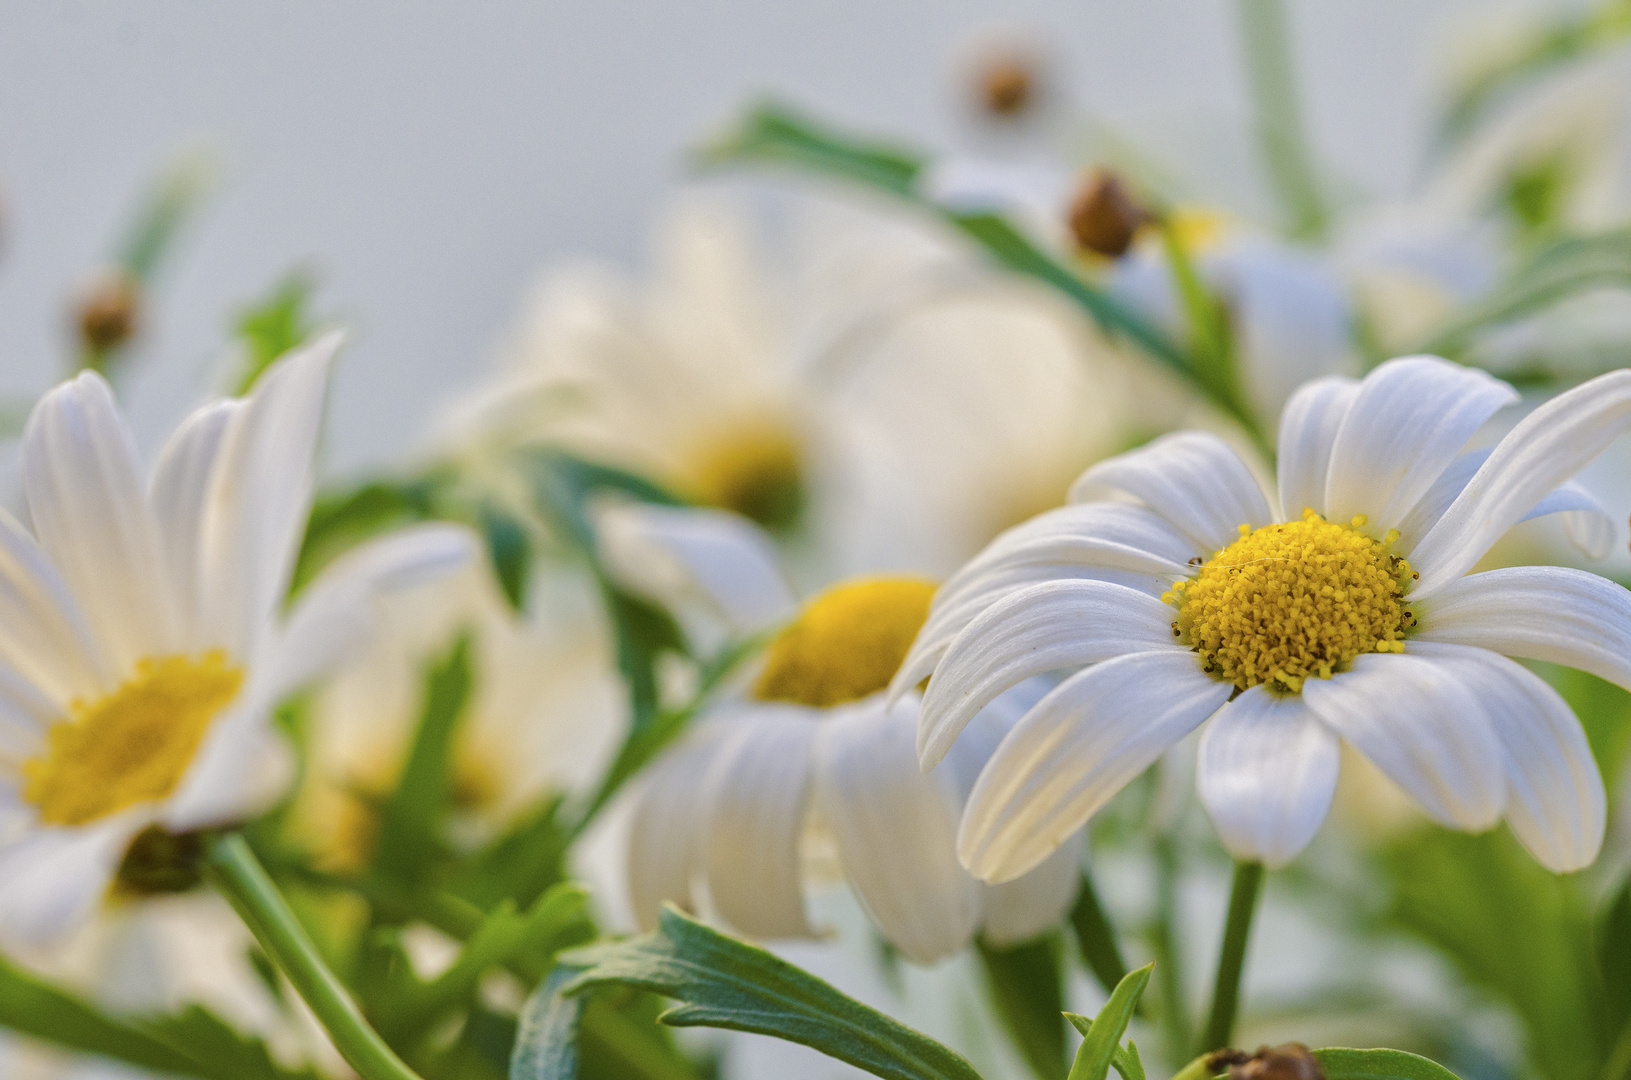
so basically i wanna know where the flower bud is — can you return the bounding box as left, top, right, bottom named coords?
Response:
left=979, top=55, right=1036, bottom=117
left=1068, top=169, right=1152, bottom=259
left=1209, top=1044, right=1326, bottom=1080
left=76, top=270, right=141, bottom=353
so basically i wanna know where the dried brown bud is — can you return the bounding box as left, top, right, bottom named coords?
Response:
left=1069, top=170, right=1152, bottom=259
left=980, top=57, right=1035, bottom=117
left=76, top=271, right=140, bottom=352
left=1222, top=1044, right=1326, bottom=1080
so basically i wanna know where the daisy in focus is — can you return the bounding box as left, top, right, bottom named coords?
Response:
left=0, top=335, right=473, bottom=945
left=897, top=355, right=1631, bottom=882
left=597, top=502, right=1082, bottom=964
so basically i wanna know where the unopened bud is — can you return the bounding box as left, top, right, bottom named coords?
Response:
left=76, top=271, right=140, bottom=353
left=1068, top=169, right=1152, bottom=259
left=1212, top=1044, right=1325, bottom=1080
left=979, top=56, right=1036, bottom=117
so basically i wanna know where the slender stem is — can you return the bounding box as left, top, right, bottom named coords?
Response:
left=205, top=833, right=425, bottom=1080
left=1150, top=832, right=1192, bottom=1063
left=1200, top=861, right=1265, bottom=1053
left=1236, top=0, right=1327, bottom=240
left=1070, top=869, right=1130, bottom=995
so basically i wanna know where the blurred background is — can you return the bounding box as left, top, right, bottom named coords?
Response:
left=0, top=0, right=1537, bottom=473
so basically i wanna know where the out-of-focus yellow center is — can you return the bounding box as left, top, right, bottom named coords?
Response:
left=685, top=420, right=805, bottom=531
left=755, top=577, right=937, bottom=708
left=1165, top=511, right=1415, bottom=693
left=1166, top=206, right=1229, bottom=253
left=23, top=652, right=243, bottom=827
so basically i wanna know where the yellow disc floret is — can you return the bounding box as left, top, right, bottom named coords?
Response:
left=1165, top=511, right=1415, bottom=693
left=755, top=577, right=937, bottom=708
left=23, top=651, right=244, bottom=827
left=685, top=420, right=805, bottom=532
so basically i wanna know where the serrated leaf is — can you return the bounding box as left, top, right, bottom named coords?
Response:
left=1065, top=963, right=1152, bottom=1080
left=1314, top=1047, right=1463, bottom=1080
left=978, top=933, right=1067, bottom=1080
left=547, top=905, right=981, bottom=1080
left=512, top=967, right=585, bottom=1080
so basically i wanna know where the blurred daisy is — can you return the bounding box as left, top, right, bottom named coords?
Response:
left=0, top=335, right=474, bottom=945
left=599, top=502, right=1081, bottom=964
left=898, top=355, right=1631, bottom=881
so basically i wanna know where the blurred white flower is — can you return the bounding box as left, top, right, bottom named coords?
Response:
left=0, top=335, right=474, bottom=946
left=899, top=356, right=1631, bottom=882
left=599, top=502, right=1081, bottom=964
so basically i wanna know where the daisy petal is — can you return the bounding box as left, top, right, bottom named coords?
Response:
left=1411, top=368, right=1631, bottom=597
left=918, top=580, right=1181, bottom=768
left=1323, top=356, right=1517, bottom=534
left=0, top=815, right=142, bottom=947
left=1276, top=376, right=1359, bottom=521
left=1068, top=432, right=1272, bottom=553
left=0, top=507, right=114, bottom=706
left=980, top=838, right=1081, bottom=946
left=22, top=371, right=176, bottom=670
left=1409, top=642, right=1603, bottom=871
left=702, top=710, right=819, bottom=938
left=1196, top=686, right=1339, bottom=867
left=959, top=651, right=1231, bottom=883
left=814, top=697, right=980, bottom=964
left=627, top=729, right=726, bottom=929
left=161, top=700, right=294, bottom=831
left=1414, top=566, right=1631, bottom=692
left=1302, top=653, right=1504, bottom=830
left=1395, top=448, right=1616, bottom=556
left=150, top=400, right=241, bottom=651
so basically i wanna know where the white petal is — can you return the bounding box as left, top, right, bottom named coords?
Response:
left=0, top=507, right=115, bottom=706
left=959, top=651, right=1231, bottom=883
left=0, top=815, right=143, bottom=947
left=1414, top=565, right=1631, bottom=692
left=160, top=698, right=294, bottom=832
left=1196, top=686, right=1339, bottom=867
left=917, top=580, right=1181, bottom=768
left=1275, top=376, right=1359, bottom=521
left=1534, top=486, right=1617, bottom=560
left=594, top=502, right=796, bottom=634
left=813, top=697, right=980, bottom=964
left=198, top=334, right=339, bottom=659
left=627, top=728, right=727, bottom=930
left=1411, top=368, right=1631, bottom=597
left=260, top=524, right=478, bottom=699
left=1068, top=432, right=1273, bottom=552
left=1395, top=447, right=1617, bottom=556
left=0, top=659, right=62, bottom=764
left=1302, top=653, right=1504, bottom=830
left=980, top=837, right=1081, bottom=945
left=702, top=709, right=819, bottom=938
left=150, top=399, right=241, bottom=651
left=1409, top=642, right=1603, bottom=871
left=1322, top=356, right=1517, bottom=534
left=22, top=371, right=177, bottom=670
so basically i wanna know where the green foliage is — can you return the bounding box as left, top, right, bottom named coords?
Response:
left=978, top=932, right=1069, bottom=1080
left=523, top=905, right=984, bottom=1080
left=234, top=271, right=318, bottom=395
left=1069, top=872, right=1131, bottom=997
left=142, top=1005, right=325, bottom=1080
left=293, top=475, right=448, bottom=593
left=511, top=968, right=586, bottom=1080
left=477, top=499, right=535, bottom=611
left=1064, top=964, right=1151, bottom=1080
left=1314, top=1047, right=1464, bottom=1080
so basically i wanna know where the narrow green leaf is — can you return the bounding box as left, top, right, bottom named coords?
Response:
left=1069, top=872, right=1129, bottom=996
left=142, top=1005, right=324, bottom=1080
left=477, top=500, right=534, bottom=611
left=292, top=476, right=445, bottom=594
left=1314, top=1047, right=1464, bottom=1080
left=0, top=958, right=204, bottom=1077
left=698, top=100, right=923, bottom=195
left=556, top=905, right=983, bottom=1080
left=233, top=271, right=317, bottom=395
left=978, top=933, right=1068, bottom=1080
left=1065, top=963, right=1153, bottom=1080
left=371, top=634, right=473, bottom=882
left=1598, top=876, right=1631, bottom=1038
left=452, top=794, right=571, bottom=911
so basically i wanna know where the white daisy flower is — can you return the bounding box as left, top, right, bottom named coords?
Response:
left=599, top=503, right=1082, bottom=964
left=895, top=355, right=1631, bottom=882
left=0, top=334, right=475, bottom=946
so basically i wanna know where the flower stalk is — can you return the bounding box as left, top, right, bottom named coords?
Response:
left=1201, top=860, right=1264, bottom=1053
left=204, top=832, right=426, bottom=1080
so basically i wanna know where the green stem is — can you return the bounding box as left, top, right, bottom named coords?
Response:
left=1236, top=0, right=1327, bottom=241
left=205, top=833, right=425, bottom=1080
left=1150, top=832, right=1192, bottom=1063
left=1070, top=870, right=1130, bottom=995
left=1200, top=861, right=1265, bottom=1054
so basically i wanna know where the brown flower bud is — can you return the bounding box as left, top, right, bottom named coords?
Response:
left=1219, top=1044, right=1326, bottom=1080
left=76, top=271, right=140, bottom=353
left=1068, top=170, right=1152, bottom=259
left=980, top=56, right=1036, bottom=117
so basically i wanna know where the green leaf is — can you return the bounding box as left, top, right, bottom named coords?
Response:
left=1314, top=1047, right=1464, bottom=1080
left=371, top=634, right=474, bottom=882
left=452, top=794, right=571, bottom=911
left=550, top=905, right=983, bottom=1080
left=233, top=271, right=317, bottom=395
left=978, top=932, right=1067, bottom=1080
left=512, top=967, right=585, bottom=1080
left=292, top=476, right=445, bottom=594
left=1064, top=963, right=1152, bottom=1080
left=1069, top=871, right=1130, bottom=996
left=1598, top=876, right=1631, bottom=1039
left=478, top=499, right=534, bottom=612
left=1423, top=229, right=1631, bottom=357
left=142, top=1004, right=324, bottom=1080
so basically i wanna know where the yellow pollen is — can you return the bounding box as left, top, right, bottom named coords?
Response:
left=1164, top=511, right=1414, bottom=693
left=755, top=577, right=937, bottom=708
left=23, top=652, right=243, bottom=827
left=685, top=420, right=805, bottom=531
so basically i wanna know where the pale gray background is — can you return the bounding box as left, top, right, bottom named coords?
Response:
left=0, top=0, right=1572, bottom=472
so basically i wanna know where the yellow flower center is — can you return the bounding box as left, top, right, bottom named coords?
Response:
left=754, top=577, right=937, bottom=708
left=685, top=420, right=805, bottom=531
left=1165, top=511, right=1416, bottom=693
left=23, top=652, right=243, bottom=827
